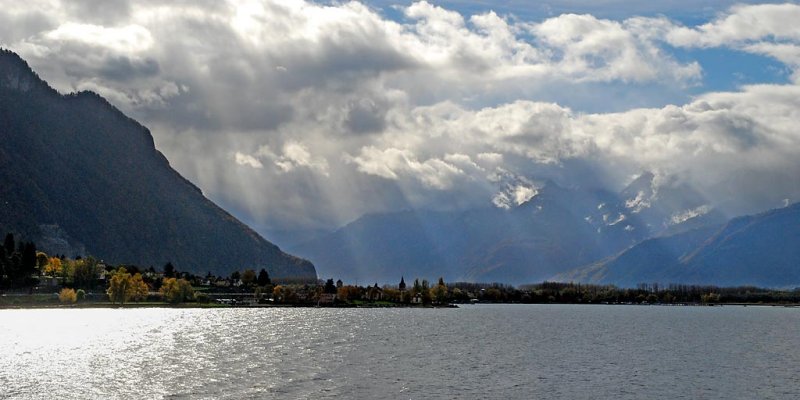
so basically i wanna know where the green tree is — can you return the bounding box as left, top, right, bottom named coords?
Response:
left=485, top=288, right=502, bottom=302
left=431, top=277, right=448, bottom=304
left=107, top=267, right=133, bottom=305
left=421, top=279, right=432, bottom=304
left=195, top=292, right=211, bottom=303
left=412, top=278, right=422, bottom=295
left=59, top=258, right=74, bottom=285
left=72, top=258, right=98, bottom=289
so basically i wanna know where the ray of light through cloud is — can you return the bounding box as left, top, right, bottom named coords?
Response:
left=1, top=0, right=799, bottom=240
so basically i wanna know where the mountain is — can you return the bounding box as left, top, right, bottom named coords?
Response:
left=289, top=168, right=732, bottom=285
left=615, top=171, right=726, bottom=236
left=0, top=49, right=315, bottom=280
left=556, top=203, right=800, bottom=288
left=290, top=176, right=715, bottom=284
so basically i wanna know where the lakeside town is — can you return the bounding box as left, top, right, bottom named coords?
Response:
left=2, top=233, right=800, bottom=308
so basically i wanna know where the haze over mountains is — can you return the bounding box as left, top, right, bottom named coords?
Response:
left=292, top=174, right=799, bottom=287
left=289, top=171, right=733, bottom=284
left=0, top=50, right=315, bottom=280
left=558, top=203, right=800, bottom=288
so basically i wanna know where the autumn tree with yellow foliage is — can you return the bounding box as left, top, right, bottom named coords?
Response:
left=159, top=277, right=194, bottom=303
left=43, top=257, right=62, bottom=277
left=130, top=273, right=150, bottom=302
left=107, top=267, right=133, bottom=305
left=106, top=268, right=151, bottom=304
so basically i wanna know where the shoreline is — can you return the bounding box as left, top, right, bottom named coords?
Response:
left=2, top=301, right=799, bottom=310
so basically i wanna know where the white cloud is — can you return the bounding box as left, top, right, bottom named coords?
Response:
left=45, top=22, right=153, bottom=52
left=531, top=13, right=701, bottom=84
left=2, top=0, right=800, bottom=231
left=234, top=152, right=263, bottom=169
left=666, top=3, right=800, bottom=47
left=345, top=146, right=464, bottom=190
left=275, top=142, right=330, bottom=176
left=661, top=3, right=800, bottom=80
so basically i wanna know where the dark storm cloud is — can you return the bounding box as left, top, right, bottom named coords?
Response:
left=97, top=56, right=160, bottom=81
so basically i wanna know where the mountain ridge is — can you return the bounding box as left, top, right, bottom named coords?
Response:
left=289, top=175, right=719, bottom=284
left=0, top=49, right=315, bottom=280
left=555, top=202, right=800, bottom=288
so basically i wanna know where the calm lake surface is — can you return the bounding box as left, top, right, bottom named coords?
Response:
left=1, top=304, right=799, bottom=399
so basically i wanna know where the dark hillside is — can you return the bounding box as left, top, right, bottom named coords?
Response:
left=0, top=49, right=315, bottom=280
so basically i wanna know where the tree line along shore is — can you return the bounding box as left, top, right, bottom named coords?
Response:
left=2, top=233, right=799, bottom=308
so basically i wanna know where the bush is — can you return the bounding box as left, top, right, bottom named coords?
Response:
left=59, top=288, right=77, bottom=304
left=76, top=289, right=86, bottom=301
left=194, top=292, right=210, bottom=303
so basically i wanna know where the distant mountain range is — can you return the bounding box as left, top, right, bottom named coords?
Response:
left=0, top=50, right=315, bottom=280
left=290, top=171, right=730, bottom=284
left=557, top=203, right=800, bottom=288
left=294, top=173, right=799, bottom=287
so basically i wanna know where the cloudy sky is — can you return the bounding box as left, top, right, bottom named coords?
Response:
left=2, top=0, right=800, bottom=242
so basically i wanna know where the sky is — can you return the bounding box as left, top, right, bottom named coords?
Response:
left=1, top=0, right=800, bottom=242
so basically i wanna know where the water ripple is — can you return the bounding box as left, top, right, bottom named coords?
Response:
left=1, top=305, right=799, bottom=399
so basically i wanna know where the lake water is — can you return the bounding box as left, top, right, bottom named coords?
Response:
left=1, top=304, right=799, bottom=399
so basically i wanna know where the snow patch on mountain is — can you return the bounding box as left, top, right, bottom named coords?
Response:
left=669, top=205, right=712, bottom=225
left=625, top=190, right=653, bottom=213
left=493, top=184, right=538, bottom=209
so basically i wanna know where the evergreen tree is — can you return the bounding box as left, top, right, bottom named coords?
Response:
left=3, top=233, right=14, bottom=256
left=257, top=268, right=271, bottom=286
left=21, top=242, right=37, bottom=277
left=8, top=252, right=22, bottom=282
left=163, top=262, right=175, bottom=278
left=324, top=278, right=337, bottom=294
left=0, top=246, right=6, bottom=286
